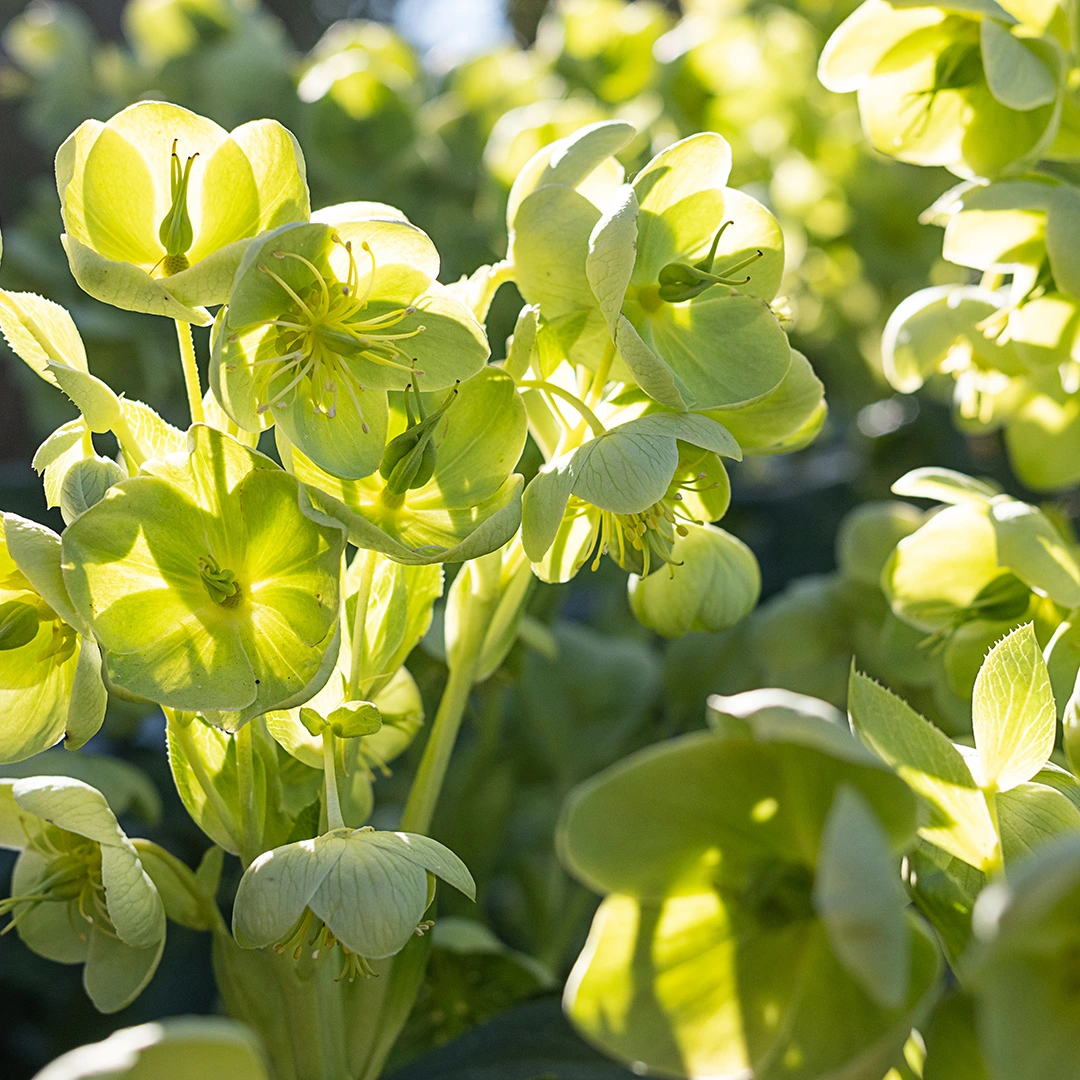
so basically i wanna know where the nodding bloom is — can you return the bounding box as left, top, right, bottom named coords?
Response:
left=520, top=408, right=742, bottom=583
left=56, top=100, right=310, bottom=323
left=212, top=215, right=488, bottom=481
left=232, top=826, right=475, bottom=980
left=0, top=777, right=166, bottom=1014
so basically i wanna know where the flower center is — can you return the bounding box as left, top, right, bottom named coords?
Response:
left=577, top=469, right=715, bottom=576
left=656, top=220, right=764, bottom=303
left=0, top=824, right=114, bottom=941
left=233, top=236, right=427, bottom=433
left=157, top=139, right=198, bottom=275
left=199, top=556, right=243, bottom=608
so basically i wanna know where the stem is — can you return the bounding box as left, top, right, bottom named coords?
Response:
left=348, top=548, right=377, bottom=700
left=323, top=729, right=345, bottom=831
left=400, top=558, right=501, bottom=834
left=234, top=723, right=260, bottom=864
left=111, top=409, right=146, bottom=471
left=165, top=709, right=243, bottom=855
left=131, top=838, right=228, bottom=936
left=518, top=380, right=606, bottom=436
left=586, top=340, right=616, bottom=407
left=175, top=319, right=205, bottom=424
left=983, top=786, right=1005, bottom=877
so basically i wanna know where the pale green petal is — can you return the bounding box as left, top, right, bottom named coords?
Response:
left=99, top=842, right=166, bottom=948
left=643, top=293, right=791, bottom=410
left=64, top=638, right=107, bottom=751
left=83, top=928, right=165, bottom=1014
left=232, top=833, right=347, bottom=948
left=586, top=184, right=637, bottom=333
left=892, top=467, right=999, bottom=505
left=3, top=513, right=84, bottom=631
left=11, top=849, right=90, bottom=964
left=0, top=779, right=28, bottom=850
left=363, top=831, right=475, bottom=899
left=613, top=314, right=686, bottom=409
left=13, top=775, right=126, bottom=846
left=521, top=457, right=577, bottom=563
left=981, top=17, right=1058, bottom=110
left=990, top=497, right=1080, bottom=607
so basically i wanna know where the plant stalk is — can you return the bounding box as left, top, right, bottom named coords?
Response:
left=234, top=722, right=260, bottom=865
left=175, top=318, right=205, bottom=424
left=323, top=729, right=345, bottom=831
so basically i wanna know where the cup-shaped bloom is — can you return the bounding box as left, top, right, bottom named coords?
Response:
left=509, top=124, right=791, bottom=411
left=56, top=101, right=310, bottom=324
left=0, top=514, right=106, bottom=762
left=292, top=366, right=527, bottom=564
left=628, top=522, right=760, bottom=637
left=558, top=691, right=941, bottom=1079
left=61, top=424, right=346, bottom=726
left=819, top=1, right=1065, bottom=178
left=233, top=826, right=475, bottom=979
left=521, top=409, right=740, bottom=581
left=211, top=216, right=489, bottom=481
left=0, top=776, right=166, bottom=1014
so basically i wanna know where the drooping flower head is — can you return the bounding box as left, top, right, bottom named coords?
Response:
left=0, top=777, right=166, bottom=1014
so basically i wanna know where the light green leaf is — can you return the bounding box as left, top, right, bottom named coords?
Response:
left=998, top=781, right=1080, bottom=862
left=972, top=623, right=1057, bottom=792
left=47, top=362, right=121, bottom=434
left=60, top=456, right=125, bottom=524
left=33, top=419, right=92, bottom=510
left=848, top=668, right=998, bottom=871
left=814, top=785, right=910, bottom=1009
left=0, top=289, right=88, bottom=383
left=324, top=700, right=382, bottom=738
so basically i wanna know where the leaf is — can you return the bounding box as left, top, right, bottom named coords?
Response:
left=325, top=700, right=382, bottom=738
left=923, top=992, right=989, bottom=1080
left=814, top=786, right=910, bottom=1009
left=1046, top=185, right=1080, bottom=298
left=998, top=781, right=1080, bottom=862
left=0, top=289, right=88, bottom=383
left=972, top=623, right=1057, bottom=792
left=848, top=669, right=999, bottom=871
left=33, top=419, right=91, bottom=510
left=47, top=362, right=121, bottom=434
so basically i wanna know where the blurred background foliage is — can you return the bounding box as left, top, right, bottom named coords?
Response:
left=0, top=0, right=1037, bottom=1075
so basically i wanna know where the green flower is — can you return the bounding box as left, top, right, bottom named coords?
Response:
left=61, top=424, right=346, bottom=726
left=211, top=216, right=489, bottom=480
left=0, top=514, right=106, bottom=762
left=819, top=0, right=1066, bottom=178
left=232, top=827, right=475, bottom=979
left=627, top=522, right=761, bottom=637
left=0, top=776, right=166, bottom=1014
left=293, top=366, right=527, bottom=564
left=521, top=408, right=739, bottom=581
left=509, top=123, right=791, bottom=411
left=558, top=690, right=940, bottom=1079
left=56, top=101, right=310, bottom=324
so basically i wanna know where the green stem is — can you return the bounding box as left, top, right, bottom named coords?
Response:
left=234, top=723, right=260, bottom=865
left=348, top=548, right=377, bottom=701
left=983, top=786, right=1005, bottom=877
left=165, top=710, right=243, bottom=855
left=175, top=319, right=205, bottom=425
left=518, top=380, right=606, bottom=436
left=111, top=409, right=146, bottom=471
left=131, top=838, right=228, bottom=936
left=323, top=729, right=345, bottom=831
left=586, top=340, right=616, bottom=407
left=400, top=558, right=501, bottom=834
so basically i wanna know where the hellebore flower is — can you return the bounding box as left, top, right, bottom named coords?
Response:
left=233, top=826, right=475, bottom=979
left=521, top=408, right=740, bottom=581
left=0, top=776, right=166, bottom=1014
left=292, top=366, right=527, bottom=564
left=0, top=514, right=106, bottom=762
left=508, top=122, right=791, bottom=411
left=211, top=215, right=489, bottom=480
left=819, top=0, right=1065, bottom=178
left=558, top=690, right=941, bottom=1080
left=61, top=424, right=346, bottom=726
left=56, top=101, right=310, bottom=323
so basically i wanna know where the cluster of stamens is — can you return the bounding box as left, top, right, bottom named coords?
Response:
left=573, top=471, right=717, bottom=577
left=273, top=907, right=435, bottom=982
left=228, top=235, right=426, bottom=434
left=0, top=822, right=114, bottom=943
